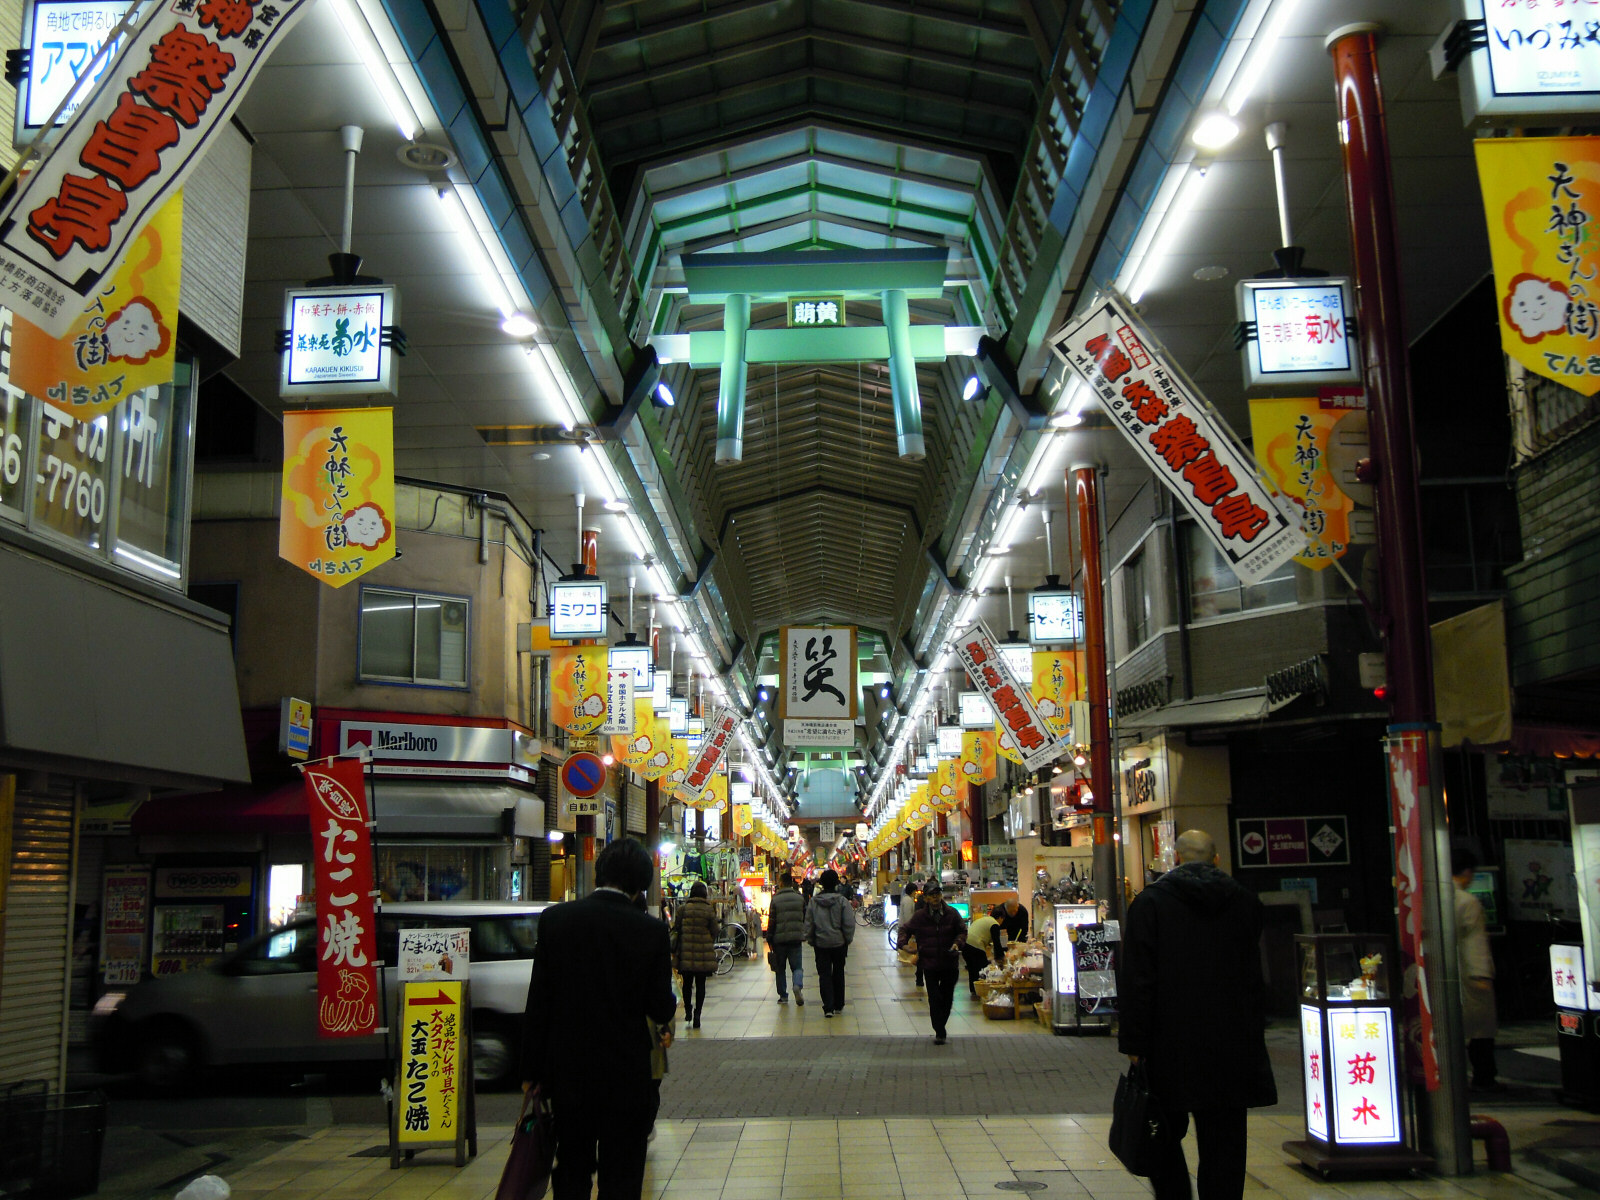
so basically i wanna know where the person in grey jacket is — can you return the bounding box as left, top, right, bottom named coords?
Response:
left=766, top=873, right=807, bottom=1006
left=802, top=868, right=856, bottom=1017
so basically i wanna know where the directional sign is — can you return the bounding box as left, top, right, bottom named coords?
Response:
left=397, top=980, right=464, bottom=1148
left=560, top=752, right=607, bottom=799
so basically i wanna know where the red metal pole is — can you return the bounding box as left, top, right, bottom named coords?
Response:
left=1329, top=23, right=1466, bottom=1173
left=1071, top=464, right=1119, bottom=919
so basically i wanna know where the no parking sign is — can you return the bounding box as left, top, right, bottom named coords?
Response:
left=560, top=751, right=606, bottom=817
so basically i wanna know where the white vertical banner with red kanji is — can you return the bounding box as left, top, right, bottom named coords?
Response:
left=678, top=705, right=738, bottom=806
left=1049, top=292, right=1302, bottom=585
left=950, top=620, right=1068, bottom=772
left=1385, top=729, right=1441, bottom=1090
left=0, top=0, right=314, bottom=336
left=303, top=757, right=381, bottom=1039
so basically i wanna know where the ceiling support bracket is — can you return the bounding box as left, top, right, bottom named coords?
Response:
left=717, top=293, right=751, bottom=463
left=882, top=289, right=925, bottom=460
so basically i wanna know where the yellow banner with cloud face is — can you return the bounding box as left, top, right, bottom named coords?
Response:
left=961, top=729, right=996, bottom=785
left=933, top=760, right=961, bottom=812
left=551, top=645, right=608, bottom=735
left=615, top=695, right=669, bottom=770
left=1031, top=650, right=1084, bottom=736
left=1476, top=135, right=1600, bottom=396
left=280, top=407, right=395, bottom=586
left=996, top=722, right=1024, bottom=765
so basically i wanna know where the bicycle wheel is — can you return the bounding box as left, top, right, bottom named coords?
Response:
left=885, top=919, right=898, bottom=949
left=715, top=945, right=733, bottom=976
left=724, top=922, right=748, bottom=956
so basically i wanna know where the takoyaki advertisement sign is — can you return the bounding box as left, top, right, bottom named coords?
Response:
left=302, top=756, right=380, bottom=1039
left=398, top=927, right=470, bottom=981
left=951, top=619, right=1068, bottom=773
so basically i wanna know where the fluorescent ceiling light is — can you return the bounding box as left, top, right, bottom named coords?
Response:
left=1190, top=112, right=1240, bottom=150
left=500, top=313, right=538, bottom=338
left=655, top=381, right=675, bottom=407
left=1225, top=0, right=1299, bottom=118
left=437, top=186, right=516, bottom=318
left=1129, top=167, right=1210, bottom=304
left=331, top=0, right=420, bottom=140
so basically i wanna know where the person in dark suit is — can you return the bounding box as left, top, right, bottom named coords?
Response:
left=521, top=838, right=678, bottom=1200
left=1119, top=829, right=1276, bottom=1200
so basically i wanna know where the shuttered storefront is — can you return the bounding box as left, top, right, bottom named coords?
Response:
left=0, top=788, right=78, bottom=1089
left=626, top=775, right=645, bottom=835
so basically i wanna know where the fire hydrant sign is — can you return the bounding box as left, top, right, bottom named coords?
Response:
left=302, top=757, right=379, bottom=1039
left=398, top=979, right=464, bottom=1144
left=0, top=0, right=314, bottom=337
left=951, top=620, right=1067, bottom=772
left=1050, top=292, right=1300, bottom=585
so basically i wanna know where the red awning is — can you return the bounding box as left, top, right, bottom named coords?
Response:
left=133, top=779, right=308, bottom=836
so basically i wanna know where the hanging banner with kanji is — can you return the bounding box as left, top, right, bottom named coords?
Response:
left=679, top=706, right=738, bottom=805
left=1031, top=650, right=1084, bottom=737
left=1050, top=292, right=1300, bottom=584
left=961, top=729, right=996, bottom=785
left=953, top=619, right=1067, bottom=772
left=1385, top=729, right=1441, bottom=1090
left=0, top=0, right=314, bottom=337
left=10, top=189, right=181, bottom=419
left=1475, top=136, right=1600, bottom=396
left=303, top=757, right=379, bottom=1039
left=779, top=625, right=857, bottom=747
left=695, top=767, right=729, bottom=811
left=600, top=668, right=634, bottom=735
left=1248, top=395, right=1362, bottom=569
left=397, top=979, right=464, bottom=1144
left=550, top=644, right=608, bottom=735
left=615, top=694, right=668, bottom=771
left=733, top=802, right=752, bottom=836
left=280, top=406, right=395, bottom=586
left=933, top=759, right=961, bottom=812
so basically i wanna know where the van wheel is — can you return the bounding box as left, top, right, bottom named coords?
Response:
left=472, top=1019, right=517, bottom=1089
left=139, top=1019, right=201, bottom=1092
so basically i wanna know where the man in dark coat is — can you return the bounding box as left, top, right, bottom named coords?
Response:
left=522, top=838, right=678, bottom=1200
left=896, top=880, right=967, bottom=1044
left=1119, top=829, right=1275, bottom=1200
left=765, top=872, right=807, bottom=1005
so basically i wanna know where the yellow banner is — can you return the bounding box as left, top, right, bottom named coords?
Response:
left=280, top=408, right=396, bottom=586
left=647, top=734, right=688, bottom=785
left=1031, top=650, right=1085, bottom=736
left=733, top=803, right=752, bottom=836
left=12, top=192, right=183, bottom=420
left=933, top=760, right=961, bottom=811
left=1476, top=136, right=1600, bottom=395
left=961, top=729, right=996, bottom=785
left=551, top=645, right=608, bottom=735
left=616, top=695, right=668, bottom=770
left=691, top=769, right=728, bottom=810
left=397, top=980, right=463, bottom=1144
left=1248, top=396, right=1356, bottom=569
left=996, top=722, right=1024, bottom=764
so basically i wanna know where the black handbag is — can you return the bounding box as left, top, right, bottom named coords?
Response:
left=1108, top=1062, right=1168, bottom=1177
left=495, top=1087, right=555, bottom=1200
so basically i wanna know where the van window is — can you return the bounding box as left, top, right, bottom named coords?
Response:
left=233, top=920, right=316, bottom=974
left=376, top=912, right=541, bottom=967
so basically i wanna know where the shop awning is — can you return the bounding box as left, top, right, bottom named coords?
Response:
left=1122, top=690, right=1298, bottom=731
left=133, top=779, right=308, bottom=836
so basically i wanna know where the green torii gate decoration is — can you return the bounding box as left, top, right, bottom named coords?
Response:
left=655, top=248, right=982, bottom=463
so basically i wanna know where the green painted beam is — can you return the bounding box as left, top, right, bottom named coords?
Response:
left=685, top=325, right=947, bottom=366
left=682, top=248, right=947, bottom=303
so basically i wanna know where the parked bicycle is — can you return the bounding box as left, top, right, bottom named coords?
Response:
left=722, top=920, right=750, bottom=957
left=712, top=939, right=735, bottom=976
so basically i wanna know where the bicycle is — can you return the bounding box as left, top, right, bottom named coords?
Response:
left=722, top=921, right=749, bottom=957
left=861, top=903, right=884, bottom=928
left=713, top=940, right=735, bottom=976
left=885, top=919, right=899, bottom=950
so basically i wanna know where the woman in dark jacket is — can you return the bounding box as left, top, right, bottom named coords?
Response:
left=672, top=882, right=720, bottom=1029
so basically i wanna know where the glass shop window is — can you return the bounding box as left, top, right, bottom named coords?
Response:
left=1184, top=523, right=1296, bottom=621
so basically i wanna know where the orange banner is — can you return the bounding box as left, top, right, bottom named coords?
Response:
left=961, top=729, right=996, bottom=786
left=551, top=645, right=608, bottom=735
left=1031, top=650, right=1085, bottom=737
left=1248, top=396, right=1359, bottom=569
left=615, top=695, right=668, bottom=770
left=996, top=722, right=1024, bottom=765
left=280, top=407, right=396, bottom=586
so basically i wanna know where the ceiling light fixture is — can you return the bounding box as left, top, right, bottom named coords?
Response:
left=1225, top=0, right=1300, bottom=118
left=1190, top=112, right=1241, bottom=150
left=654, top=381, right=675, bottom=407
left=437, top=185, right=517, bottom=319
left=961, top=374, right=982, bottom=401
left=603, top=499, right=628, bottom=512
left=330, top=0, right=421, bottom=140
left=500, top=312, right=538, bottom=338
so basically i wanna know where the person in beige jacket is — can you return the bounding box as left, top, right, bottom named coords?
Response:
left=1452, top=849, right=1500, bottom=1091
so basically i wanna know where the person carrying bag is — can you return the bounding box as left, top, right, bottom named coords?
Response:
left=496, top=1087, right=555, bottom=1200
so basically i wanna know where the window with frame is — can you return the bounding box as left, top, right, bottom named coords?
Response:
left=1184, top=523, right=1297, bottom=621
left=1121, top=547, right=1151, bottom=651
left=360, top=588, right=468, bottom=686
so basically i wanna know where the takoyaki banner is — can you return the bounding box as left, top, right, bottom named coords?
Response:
left=1476, top=136, right=1600, bottom=396
left=302, top=756, right=380, bottom=1039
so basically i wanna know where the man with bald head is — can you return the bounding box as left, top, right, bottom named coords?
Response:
left=1119, top=829, right=1275, bottom=1200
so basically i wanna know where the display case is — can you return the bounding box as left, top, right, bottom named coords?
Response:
left=1284, top=934, right=1431, bottom=1177
left=1050, top=904, right=1112, bottom=1035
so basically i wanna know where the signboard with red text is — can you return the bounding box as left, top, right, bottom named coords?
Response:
left=951, top=620, right=1067, bottom=772
left=1050, top=293, right=1300, bottom=585
left=678, top=705, right=738, bottom=805
left=303, top=757, right=379, bottom=1039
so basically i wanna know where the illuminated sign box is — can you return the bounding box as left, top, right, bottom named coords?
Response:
left=548, top=579, right=607, bottom=639
left=280, top=285, right=399, bottom=398
left=999, top=641, right=1033, bottom=683
left=669, top=697, right=688, bottom=735
left=609, top=641, right=653, bottom=687
left=1453, top=0, right=1600, bottom=126
left=1236, top=278, right=1360, bottom=388
left=959, top=692, right=994, bottom=728
left=1029, top=591, right=1083, bottom=645
left=15, top=0, right=134, bottom=145
left=937, top=725, right=963, bottom=757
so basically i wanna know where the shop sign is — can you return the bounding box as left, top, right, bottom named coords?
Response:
left=1235, top=279, right=1360, bottom=387
left=99, top=867, right=149, bottom=984
left=1505, top=837, right=1580, bottom=921
left=340, top=721, right=538, bottom=769
left=779, top=626, right=856, bottom=747
left=959, top=692, right=993, bottom=729
left=1248, top=396, right=1362, bottom=569
left=0, top=0, right=313, bottom=338
left=1385, top=730, right=1441, bottom=1089
left=280, top=407, right=395, bottom=585
left=679, top=706, right=738, bottom=805
left=819, top=820, right=835, bottom=843
left=1070, top=924, right=1117, bottom=1015
left=1301, top=1005, right=1328, bottom=1141
left=951, top=619, right=1067, bottom=772
left=548, top=578, right=607, bottom=639
left=1028, top=590, right=1082, bottom=645
left=1328, top=1007, right=1401, bottom=1145
left=303, top=757, right=379, bottom=1039
left=1485, top=754, right=1567, bottom=818
left=1456, top=0, right=1600, bottom=126
left=1558, top=1010, right=1585, bottom=1037
left=154, top=865, right=251, bottom=897
left=1050, top=292, right=1301, bottom=585
left=9, top=191, right=181, bottom=421
left=1550, top=944, right=1600, bottom=1011
left=14, top=0, right=135, bottom=142
left=600, top=668, right=634, bottom=735
left=280, top=286, right=397, bottom=397
left=1475, top=136, right=1600, bottom=395
left=783, top=718, right=855, bottom=748
left=398, top=928, right=470, bottom=982
left=397, top=979, right=464, bottom=1144
left=787, top=296, right=844, bottom=327
left=280, top=696, right=312, bottom=760
left=1235, top=817, right=1349, bottom=868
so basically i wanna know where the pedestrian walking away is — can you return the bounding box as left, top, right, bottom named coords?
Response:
left=1118, top=829, right=1276, bottom=1200
left=672, top=881, right=721, bottom=1029
left=803, top=867, right=856, bottom=1016
left=520, top=838, right=677, bottom=1200
left=766, top=871, right=807, bottom=1007
left=1453, top=848, right=1502, bottom=1090
left=897, top=880, right=966, bottom=1043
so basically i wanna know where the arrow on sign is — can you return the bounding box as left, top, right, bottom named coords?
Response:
left=406, top=989, right=457, bottom=1006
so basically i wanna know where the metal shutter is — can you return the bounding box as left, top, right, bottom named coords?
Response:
left=0, top=790, right=78, bottom=1089
left=626, top=777, right=645, bottom=835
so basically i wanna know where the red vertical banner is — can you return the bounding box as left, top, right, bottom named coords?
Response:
left=304, top=758, right=380, bottom=1038
left=1386, top=730, right=1440, bottom=1089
